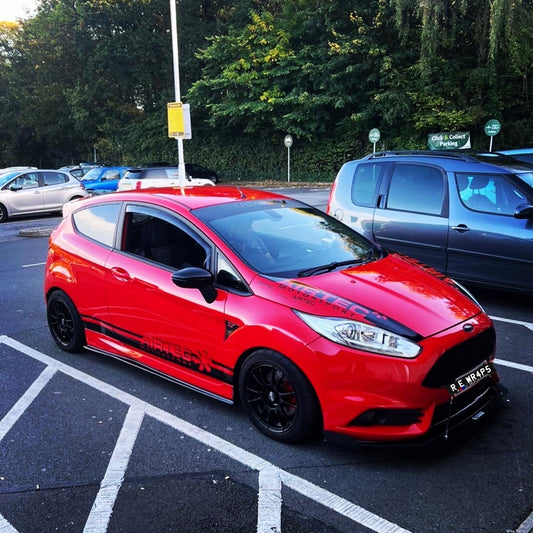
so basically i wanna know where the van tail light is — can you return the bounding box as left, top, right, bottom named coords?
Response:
left=325, top=180, right=337, bottom=214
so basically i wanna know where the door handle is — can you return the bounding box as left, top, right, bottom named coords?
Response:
left=110, top=267, right=131, bottom=282
left=452, top=224, right=470, bottom=233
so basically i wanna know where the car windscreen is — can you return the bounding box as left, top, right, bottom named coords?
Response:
left=0, top=172, right=19, bottom=187
left=79, top=168, right=103, bottom=181
left=194, top=199, right=381, bottom=278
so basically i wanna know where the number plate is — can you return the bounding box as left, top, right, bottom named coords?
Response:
left=447, top=362, right=494, bottom=396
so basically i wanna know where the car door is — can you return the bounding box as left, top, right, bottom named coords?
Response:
left=98, top=168, right=122, bottom=191
left=447, top=171, right=533, bottom=291
left=372, top=163, right=449, bottom=272
left=40, top=171, right=70, bottom=210
left=3, top=172, right=43, bottom=215
left=104, top=204, right=233, bottom=400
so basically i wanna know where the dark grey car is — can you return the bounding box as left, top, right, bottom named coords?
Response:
left=327, top=151, right=533, bottom=294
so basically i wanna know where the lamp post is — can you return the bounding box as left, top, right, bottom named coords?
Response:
left=169, top=0, right=186, bottom=185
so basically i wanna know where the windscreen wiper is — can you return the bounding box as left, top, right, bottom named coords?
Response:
left=297, top=259, right=363, bottom=278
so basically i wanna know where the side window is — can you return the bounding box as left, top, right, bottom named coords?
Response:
left=72, top=203, right=121, bottom=247
left=122, top=207, right=208, bottom=270
left=387, top=164, right=445, bottom=216
left=144, top=169, right=169, bottom=180
left=216, top=254, right=248, bottom=293
left=351, top=163, right=383, bottom=207
left=456, top=173, right=528, bottom=215
left=43, top=172, right=68, bottom=186
left=101, top=170, right=119, bottom=181
left=11, top=173, right=39, bottom=189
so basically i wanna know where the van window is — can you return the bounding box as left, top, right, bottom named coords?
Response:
left=456, top=173, right=529, bottom=215
left=350, top=163, right=383, bottom=207
left=387, top=164, right=445, bottom=216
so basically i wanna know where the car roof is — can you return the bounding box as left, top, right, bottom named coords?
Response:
left=358, top=150, right=533, bottom=173
left=67, top=186, right=287, bottom=213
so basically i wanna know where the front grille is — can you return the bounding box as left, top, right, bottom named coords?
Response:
left=423, top=327, right=496, bottom=388
left=432, top=379, right=496, bottom=427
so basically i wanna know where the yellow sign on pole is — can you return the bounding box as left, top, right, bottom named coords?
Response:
left=167, top=102, right=185, bottom=138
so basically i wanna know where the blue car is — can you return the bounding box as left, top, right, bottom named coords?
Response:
left=495, top=148, right=533, bottom=166
left=79, top=166, right=130, bottom=194
left=327, top=151, right=533, bottom=294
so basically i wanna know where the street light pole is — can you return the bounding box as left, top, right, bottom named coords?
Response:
left=170, top=0, right=186, bottom=185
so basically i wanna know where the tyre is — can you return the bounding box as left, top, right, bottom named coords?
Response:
left=238, top=349, right=320, bottom=443
left=0, top=204, right=8, bottom=223
left=47, top=290, right=86, bottom=352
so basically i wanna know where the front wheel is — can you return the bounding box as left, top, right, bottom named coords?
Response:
left=47, top=290, right=86, bottom=352
left=0, top=203, right=8, bottom=223
left=238, top=350, right=320, bottom=443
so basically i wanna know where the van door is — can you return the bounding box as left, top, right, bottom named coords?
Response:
left=447, top=172, right=533, bottom=291
left=372, top=163, right=449, bottom=272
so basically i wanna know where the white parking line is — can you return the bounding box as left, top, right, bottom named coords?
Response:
left=495, top=359, right=533, bottom=374
left=0, top=514, right=18, bottom=533
left=22, top=262, right=46, bottom=268
left=83, top=406, right=144, bottom=533
left=257, top=467, right=282, bottom=533
left=0, top=335, right=411, bottom=533
left=491, top=315, right=533, bottom=332
left=0, top=365, right=56, bottom=442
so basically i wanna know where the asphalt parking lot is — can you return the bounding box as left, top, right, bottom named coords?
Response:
left=1, top=189, right=532, bottom=533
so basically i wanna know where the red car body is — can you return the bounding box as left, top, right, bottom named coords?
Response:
left=44, top=186, right=506, bottom=445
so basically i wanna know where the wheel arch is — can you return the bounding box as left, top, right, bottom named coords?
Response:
left=233, top=346, right=324, bottom=426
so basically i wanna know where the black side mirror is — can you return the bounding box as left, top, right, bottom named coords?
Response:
left=514, top=203, right=533, bottom=219
left=172, top=267, right=217, bottom=303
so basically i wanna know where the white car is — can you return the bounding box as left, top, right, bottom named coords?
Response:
left=117, top=167, right=215, bottom=191
left=0, top=169, right=89, bottom=223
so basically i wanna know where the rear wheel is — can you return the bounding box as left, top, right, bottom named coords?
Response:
left=238, top=350, right=320, bottom=443
left=47, top=291, right=86, bottom=352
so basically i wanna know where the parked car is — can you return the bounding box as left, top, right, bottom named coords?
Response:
left=186, top=163, right=219, bottom=183
left=0, top=169, right=89, bottom=222
left=79, top=166, right=130, bottom=194
left=141, top=162, right=220, bottom=183
left=60, top=164, right=104, bottom=179
left=494, top=148, right=533, bottom=165
left=0, top=166, right=37, bottom=175
left=45, top=186, right=506, bottom=445
left=117, top=167, right=215, bottom=191
left=327, top=151, right=533, bottom=294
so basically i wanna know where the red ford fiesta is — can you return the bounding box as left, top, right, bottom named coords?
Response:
left=44, top=186, right=507, bottom=445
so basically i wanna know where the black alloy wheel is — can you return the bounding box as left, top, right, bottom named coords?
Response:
left=239, top=350, right=320, bottom=443
left=47, top=290, right=86, bottom=352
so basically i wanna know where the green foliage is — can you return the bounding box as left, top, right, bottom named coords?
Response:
left=0, top=0, right=531, bottom=170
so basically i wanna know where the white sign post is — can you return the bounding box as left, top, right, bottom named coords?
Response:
left=369, top=128, right=380, bottom=153
left=169, top=0, right=187, bottom=186
left=284, top=135, right=293, bottom=183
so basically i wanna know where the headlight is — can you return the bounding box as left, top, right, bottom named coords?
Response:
left=294, top=311, right=421, bottom=358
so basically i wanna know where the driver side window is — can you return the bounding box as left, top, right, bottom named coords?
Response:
left=12, top=173, right=39, bottom=189
left=122, top=208, right=207, bottom=270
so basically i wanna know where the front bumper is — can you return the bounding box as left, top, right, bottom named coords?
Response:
left=324, top=381, right=509, bottom=448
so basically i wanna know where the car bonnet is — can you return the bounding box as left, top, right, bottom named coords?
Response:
left=250, top=253, right=483, bottom=339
